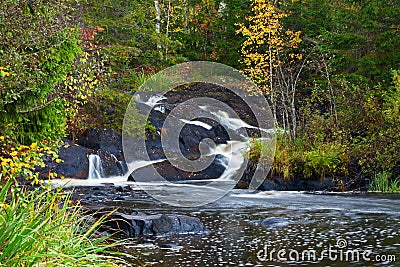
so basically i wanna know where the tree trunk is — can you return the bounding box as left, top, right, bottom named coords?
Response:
left=154, top=0, right=161, bottom=49
left=184, top=0, right=189, bottom=34
left=268, top=32, right=277, bottom=123
left=290, top=84, right=297, bottom=140
left=166, top=0, right=171, bottom=37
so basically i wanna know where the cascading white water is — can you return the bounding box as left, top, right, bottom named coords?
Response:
left=87, top=106, right=265, bottom=183
left=180, top=119, right=213, bottom=130
left=51, top=158, right=166, bottom=187
left=209, top=140, right=249, bottom=180
left=52, top=101, right=271, bottom=188
left=137, top=94, right=166, bottom=108
left=199, top=106, right=275, bottom=134
left=212, top=110, right=258, bottom=130
left=87, top=154, right=104, bottom=179
left=154, top=105, right=166, bottom=113
left=84, top=140, right=249, bottom=184
left=198, top=106, right=257, bottom=131
left=122, top=159, right=166, bottom=180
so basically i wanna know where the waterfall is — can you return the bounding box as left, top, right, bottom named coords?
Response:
left=137, top=94, right=166, bottom=108
left=87, top=154, right=165, bottom=180
left=52, top=102, right=272, bottom=188
left=122, top=159, right=166, bottom=180
left=88, top=154, right=104, bottom=179
left=110, top=154, right=128, bottom=175
left=85, top=105, right=270, bottom=182
left=209, top=140, right=249, bottom=180
left=199, top=106, right=275, bottom=134
left=180, top=119, right=212, bottom=130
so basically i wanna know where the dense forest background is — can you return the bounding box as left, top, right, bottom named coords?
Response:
left=1, top=0, right=399, bottom=190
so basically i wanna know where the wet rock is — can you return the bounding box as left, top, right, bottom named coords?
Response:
left=100, top=212, right=208, bottom=237
left=258, top=177, right=338, bottom=191
left=78, top=128, right=123, bottom=160
left=251, top=217, right=290, bottom=227
left=143, top=111, right=230, bottom=161
left=37, top=139, right=94, bottom=179
left=97, top=149, right=123, bottom=177
left=128, top=155, right=226, bottom=181
left=69, top=185, right=146, bottom=203
left=40, top=84, right=264, bottom=183
left=37, top=139, right=123, bottom=179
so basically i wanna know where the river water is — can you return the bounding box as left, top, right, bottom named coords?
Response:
left=85, top=189, right=399, bottom=267
left=60, top=90, right=399, bottom=266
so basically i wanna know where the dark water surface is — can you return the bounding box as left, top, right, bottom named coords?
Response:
left=82, top=190, right=399, bottom=266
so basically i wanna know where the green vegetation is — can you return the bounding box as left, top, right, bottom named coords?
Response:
left=0, top=0, right=399, bottom=264
left=267, top=135, right=348, bottom=182
left=1, top=1, right=399, bottom=181
left=369, top=172, right=400, bottom=193
left=0, top=0, right=81, bottom=144
left=237, top=0, right=400, bottom=191
left=0, top=179, right=129, bottom=266
left=0, top=135, right=130, bottom=266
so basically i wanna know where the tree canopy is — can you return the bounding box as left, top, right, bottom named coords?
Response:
left=1, top=0, right=399, bottom=186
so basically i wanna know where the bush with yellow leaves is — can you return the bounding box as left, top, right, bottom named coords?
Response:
left=0, top=132, right=60, bottom=185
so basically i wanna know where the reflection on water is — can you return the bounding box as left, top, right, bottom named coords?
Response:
left=89, top=190, right=399, bottom=266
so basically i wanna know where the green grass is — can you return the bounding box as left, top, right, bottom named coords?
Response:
left=369, top=172, right=400, bottom=193
left=0, top=179, right=132, bottom=266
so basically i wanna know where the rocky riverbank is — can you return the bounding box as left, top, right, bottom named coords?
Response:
left=38, top=83, right=367, bottom=192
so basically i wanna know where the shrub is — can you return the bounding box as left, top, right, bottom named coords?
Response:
left=270, top=136, right=303, bottom=180
left=269, top=133, right=349, bottom=181
left=246, top=137, right=275, bottom=162
left=84, top=86, right=131, bottom=132
left=0, top=127, right=60, bottom=186
left=302, top=141, right=348, bottom=180
left=0, top=0, right=81, bottom=144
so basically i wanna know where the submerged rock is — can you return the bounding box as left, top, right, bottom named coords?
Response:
left=158, top=243, right=183, bottom=250
left=99, top=212, right=208, bottom=237
left=251, top=217, right=290, bottom=227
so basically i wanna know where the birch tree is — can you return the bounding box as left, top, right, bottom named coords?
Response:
left=237, top=0, right=302, bottom=139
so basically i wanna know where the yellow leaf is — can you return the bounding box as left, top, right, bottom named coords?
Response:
left=30, top=142, right=38, bottom=150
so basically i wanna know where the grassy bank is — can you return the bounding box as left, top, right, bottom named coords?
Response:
left=248, top=135, right=400, bottom=192
left=0, top=178, right=130, bottom=266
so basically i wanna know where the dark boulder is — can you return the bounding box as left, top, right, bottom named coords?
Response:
left=38, top=139, right=122, bottom=179
left=78, top=128, right=123, bottom=160
left=97, top=149, right=123, bottom=177
left=143, top=110, right=230, bottom=161
left=37, top=139, right=94, bottom=179
left=258, top=177, right=338, bottom=191
left=100, top=212, right=208, bottom=237
left=128, top=155, right=226, bottom=182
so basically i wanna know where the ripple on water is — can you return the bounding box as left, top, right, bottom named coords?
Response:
left=103, top=191, right=400, bottom=266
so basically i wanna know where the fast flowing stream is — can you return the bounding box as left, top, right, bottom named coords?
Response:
left=78, top=188, right=399, bottom=267
left=58, top=147, right=399, bottom=266
left=53, top=91, right=399, bottom=266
